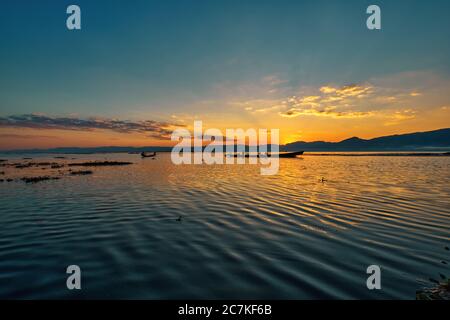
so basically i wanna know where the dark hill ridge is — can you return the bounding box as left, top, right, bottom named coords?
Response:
left=282, top=128, right=450, bottom=152
left=1, top=128, right=449, bottom=153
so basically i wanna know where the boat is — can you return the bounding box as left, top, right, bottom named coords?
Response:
left=141, top=152, right=156, bottom=158
left=230, top=151, right=304, bottom=158
left=278, top=151, right=304, bottom=158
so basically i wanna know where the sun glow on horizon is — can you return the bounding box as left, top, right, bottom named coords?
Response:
left=1, top=72, right=450, bottom=150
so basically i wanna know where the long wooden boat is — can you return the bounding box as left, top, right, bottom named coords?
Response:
left=141, top=152, right=156, bottom=158
left=231, top=151, right=304, bottom=158
left=278, top=151, right=304, bottom=158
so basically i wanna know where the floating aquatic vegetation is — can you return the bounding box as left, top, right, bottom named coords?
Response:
left=12, top=162, right=60, bottom=168
left=21, top=176, right=61, bottom=183
left=68, top=161, right=132, bottom=167
left=416, top=246, right=449, bottom=300
left=416, top=279, right=450, bottom=300
left=70, top=170, right=93, bottom=175
left=15, top=163, right=33, bottom=169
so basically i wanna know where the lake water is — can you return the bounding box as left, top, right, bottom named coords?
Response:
left=0, top=153, right=449, bottom=299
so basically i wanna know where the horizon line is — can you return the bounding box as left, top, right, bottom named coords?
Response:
left=1, top=127, right=449, bottom=153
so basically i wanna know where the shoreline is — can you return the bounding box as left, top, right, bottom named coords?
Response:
left=1, top=151, right=450, bottom=158
left=302, top=152, right=450, bottom=157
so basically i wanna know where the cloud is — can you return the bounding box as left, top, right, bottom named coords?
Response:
left=320, top=84, right=372, bottom=97
left=319, top=86, right=337, bottom=94
left=231, top=82, right=420, bottom=126
left=269, top=83, right=420, bottom=125
left=277, top=84, right=375, bottom=118
left=0, top=133, right=61, bottom=139
left=335, top=84, right=373, bottom=98
left=383, top=109, right=417, bottom=126
left=280, top=108, right=373, bottom=119
left=229, top=99, right=283, bottom=114
left=0, top=114, right=183, bottom=140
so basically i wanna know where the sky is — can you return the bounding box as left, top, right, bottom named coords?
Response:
left=1, top=0, right=450, bottom=150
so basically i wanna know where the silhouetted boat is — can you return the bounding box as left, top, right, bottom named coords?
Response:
left=231, top=151, right=304, bottom=158
left=278, top=151, right=304, bottom=158
left=141, top=152, right=156, bottom=158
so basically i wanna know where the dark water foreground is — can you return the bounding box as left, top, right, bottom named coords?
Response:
left=0, top=153, right=449, bottom=299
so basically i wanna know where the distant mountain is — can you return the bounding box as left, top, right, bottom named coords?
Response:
left=2, top=128, right=449, bottom=154
left=0, top=146, right=173, bottom=154
left=282, top=128, right=450, bottom=151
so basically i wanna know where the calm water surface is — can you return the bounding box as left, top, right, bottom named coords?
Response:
left=0, top=153, right=449, bottom=299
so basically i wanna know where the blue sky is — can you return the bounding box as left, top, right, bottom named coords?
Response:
left=1, top=0, right=450, bottom=148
